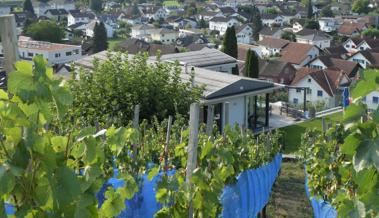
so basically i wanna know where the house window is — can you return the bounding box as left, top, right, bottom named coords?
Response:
left=66, top=51, right=72, bottom=56
left=373, top=96, right=379, bottom=104
left=317, top=90, right=323, bottom=97
left=28, top=52, right=33, bottom=57
left=296, top=88, right=301, bottom=93
left=293, top=98, right=298, bottom=104
left=55, top=53, right=60, bottom=58
left=307, top=89, right=312, bottom=94
left=73, top=49, right=79, bottom=54
left=308, top=78, right=311, bottom=83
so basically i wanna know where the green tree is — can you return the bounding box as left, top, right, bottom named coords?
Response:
left=251, top=6, right=262, bottom=41
left=305, top=19, right=320, bottom=30
left=23, top=0, right=34, bottom=15
left=25, top=20, right=65, bottom=43
left=92, top=22, right=108, bottom=53
left=281, top=31, right=296, bottom=42
left=362, top=27, right=379, bottom=38
left=307, top=0, right=313, bottom=19
left=221, top=26, right=238, bottom=59
left=320, top=5, right=334, bottom=17
left=266, top=7, right=278, bottom=14
left=90, top=0, right=102, bottom=12
left=352, top=0, right=371, bottom=14
left=199, top=18, right=208, bottom=28
left=69, top=52, right=204, bottom=126
left=245, top=50, right=259, bottom=78
left=22, top=18, right=34, bottom=34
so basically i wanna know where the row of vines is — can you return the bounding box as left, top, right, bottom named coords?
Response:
left=301, top=69, right=379, bottom=217
left=0, top=56, right=281, bottom=217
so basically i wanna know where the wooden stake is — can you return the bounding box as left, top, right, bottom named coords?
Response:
left=186, top=103, right=199, bottom=218
left=206, top=105, right=214, bottom=137
left=132, top=104, right=140, bottom=159
left=164, top=116, right=172, bottom=173
left=0, top=15, right=19, bottom=74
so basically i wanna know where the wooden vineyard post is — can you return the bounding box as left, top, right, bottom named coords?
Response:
left=0, top=15, right=19, bottom=74
left=206, top=105, right=214, bottom=137
left=164, top=116, right=173, bottom=173
left=132, top=104, right=140, bottom=159
left=322, top=116, right=326, bottom=133
left=186, top=103, right=199, bottom=218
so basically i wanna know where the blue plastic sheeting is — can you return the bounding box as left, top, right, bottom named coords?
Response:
left=304, top=169, right=337, bottom=218
left=5, top=155, right=282, bottom=218
left=221, top=153, right=282, bottom=218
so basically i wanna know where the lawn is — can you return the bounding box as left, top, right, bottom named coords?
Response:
left=108, top=38, right=125, bottom=51
left=280, top=112, right=343, bottom=154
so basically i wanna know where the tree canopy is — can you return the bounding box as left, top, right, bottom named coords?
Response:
left=304, top=19, right=320, bottom=30
left=307, top=0, right=313, bottom=19
left=362, top=28, right=379, bottom=38
left=221, top=26, right=238, bottom=59
left=23, top=0, right=34, bottom=15
left=24, top=20, right=65, bottom=43
left=90, top=0, right=102, bottom=12
left=69, top=52, right=204, bottom=127
left=281, top=31, right=296, bottom=42
left=320, top=5, right=334, bottom=17
left=245, top=50, right=259, bottom=78
left=251, top=6, right=262, bottom=41
left=92, top=22, right=108, bottom=53
left=352, top=0, right=371, bottom=14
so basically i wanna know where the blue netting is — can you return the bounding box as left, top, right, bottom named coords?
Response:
left=305, top=168, right=337, bottom=218
left=221, top=153, right=282, bottom=218
left=5, top=154, right=282, bottom=218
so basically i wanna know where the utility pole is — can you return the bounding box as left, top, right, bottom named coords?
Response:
left=0, top=15, right=19, bottom=74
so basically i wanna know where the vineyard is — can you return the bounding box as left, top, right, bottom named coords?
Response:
left=0, top=57, right=282, bottom=217
left=301, top=69, right=379, bottom=217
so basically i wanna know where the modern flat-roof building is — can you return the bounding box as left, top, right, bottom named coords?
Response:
left=71, top=51, right=283, bottom=131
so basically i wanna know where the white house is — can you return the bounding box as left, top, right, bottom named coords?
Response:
left=131, top=24, right=155, bottom=39
left=236, top=24, right=253, bottom=44
left=295, top=29, right=331, bottom=49
left=258, top=27, right=283, bottom=41
left=32, top=0, right=75, bottom=16
left=261, top=14, right=285, bottom=26
left=348, top=50, right=379, bottom=69
left=169, top=18, right=198, bottom=29
left=307, top=55, right=360, bottom=78
left=343, top=37, right=379, bottom=53
left=289, top=67, right=351, bottom=109
left=292, top=20, right=305, bottom=32
left=85, top=20, right=114, bottom=38
left=209, top=17, right=240, bottom=35
left=363, top=91, right=379, bottom=111
left=258, top=37, right=289, bottom=57
left=67, top=10, right=95, bottom=26
left=318, top=18, right=337, bottom=33
left=140, top=5, right=167, bottom=21
left=150, top=28, right=178, bottom=44
left=16, top=38, right=82, bottom=65
left=197, top=11, right=222, bottom=21
left=44, top=9, right=68, bottom=21
left=0, top=5, right=11, bottom=15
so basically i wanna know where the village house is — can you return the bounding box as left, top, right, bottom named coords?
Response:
left=261, top=14, right=285, bottom=27
left=32, top=0, right=75, bottom=16
left=307, top=55, right=361, bottom=78
left=149, top=28, right=178, bottom=45
left=209, top=17, right=240, bottom=35
left=289, top=67, right=351, bottom=109
left=348, top=49, right=379, bottom=69
left=258, top=59, right=297, bottom=84
left=67, top=10, right=95, bottom=26
left=44, top=9, right=68, bottom=22
left=140, top=5, right=167, bottom=21
left=114, top=38, right=179, bottom=56
left=85, top=20, right=114, bottom=38
left=338, top=21, right=368, bottom=37
left=169, top=18, right=198, bottom=29
left=343, top=37, right=379, bottom=53
left=258, top=27, right=284, bottom=41
left=157, top=48, right=237, bottom=73
left=0, top=37, right=82, bottom=65
left=196, top=11, right=223, bottom=22
left=324, top=45, right=349, bottom=59
left=258, top=37, right=289, bottom=57
left=131, top=24, right=155, bottom=39
left=318, top=18, right=338, bottom=33
left=295, top=29, right=331, bottom=49
left=292, top=18, right=306, bottom=32
left=363, top=91, right=379, bottom=111
left=279, top=42, right=320, bottom=69
left=235, top=24, right=253, bottom=44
